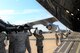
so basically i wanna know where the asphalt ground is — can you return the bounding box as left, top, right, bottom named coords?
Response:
left=5, top=33, right=58, bottom=53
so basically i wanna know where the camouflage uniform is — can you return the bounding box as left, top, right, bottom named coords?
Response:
left=36, top=36, right=44, bottom=53
left=34, top=30, right=44, bottom=53
left=14, top=31, right=28, bottom=53
left=0, top=32, right=6, bottom=53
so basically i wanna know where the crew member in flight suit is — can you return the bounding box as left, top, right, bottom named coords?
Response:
left=0, top=31, right=6, bottom=53
left=33, top=28, right=44, bottom=53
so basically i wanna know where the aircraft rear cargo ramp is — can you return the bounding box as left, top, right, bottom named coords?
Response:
left=36, top=0, right=80, bottom=32
left=54, top=32, right=80, bottom=53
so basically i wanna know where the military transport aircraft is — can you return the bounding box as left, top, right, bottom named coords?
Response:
left=26, top=17, right=59, bottom=32
left=0, top=16, right=68, bottom=35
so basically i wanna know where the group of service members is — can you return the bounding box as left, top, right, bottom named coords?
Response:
left=0, top=24, right=71, bottom=53
left=0, top=25, right=44, bottom=53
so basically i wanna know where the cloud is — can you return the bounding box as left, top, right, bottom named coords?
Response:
left=0, top=10, right=15, bottom=15
left=23, top=9, right=40, bottom=14
left=0, top=16, right=16, bottom=23
left=0, top=9, right=41, bottom=15
left=0, top=9, right=41, bottom=21
left=0, top=16, right=10, bottom=20
left=10, top=20, right=28, bottom=25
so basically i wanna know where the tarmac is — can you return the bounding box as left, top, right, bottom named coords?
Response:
left=5, top=33, right=58, bottom=53
left=6, top=32, right=80, bottom=53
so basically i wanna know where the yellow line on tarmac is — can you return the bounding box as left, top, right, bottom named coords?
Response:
left=76, top=43, right=80, bottom=53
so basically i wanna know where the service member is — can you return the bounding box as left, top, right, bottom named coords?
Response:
left=0, top=31, right=6, bottom=53
left=24, top=30, right=32, bottom=53
left=14, top=26, right=28, bottom=53
left=8, top=31, right=16, bottom=53
left=33, top=29, right=44, bottom=53
left=55, top=32, right=59, bottom=46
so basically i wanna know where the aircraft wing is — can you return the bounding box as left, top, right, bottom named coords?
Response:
left=26, top=17, right=57, bottom=26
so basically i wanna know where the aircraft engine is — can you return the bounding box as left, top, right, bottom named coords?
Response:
left=46, top=23, right=57, bottom=31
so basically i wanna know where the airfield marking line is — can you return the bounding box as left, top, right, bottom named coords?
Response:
left=76, top=43, right=80, bottom=53
left=64, top=42, right=73, bottom=53
left=57, top=42, right=67, bottom=53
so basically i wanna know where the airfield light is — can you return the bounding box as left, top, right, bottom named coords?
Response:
left=66, top=10, right=70, bottom=13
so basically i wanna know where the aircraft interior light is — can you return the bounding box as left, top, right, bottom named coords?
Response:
left=71, top=13, right=74, bottom=16
left=77, top=9, right=80, bottom=11
left=77, top=18, right=80, bottom=20
left=66, top=10, right=70, bottom=13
